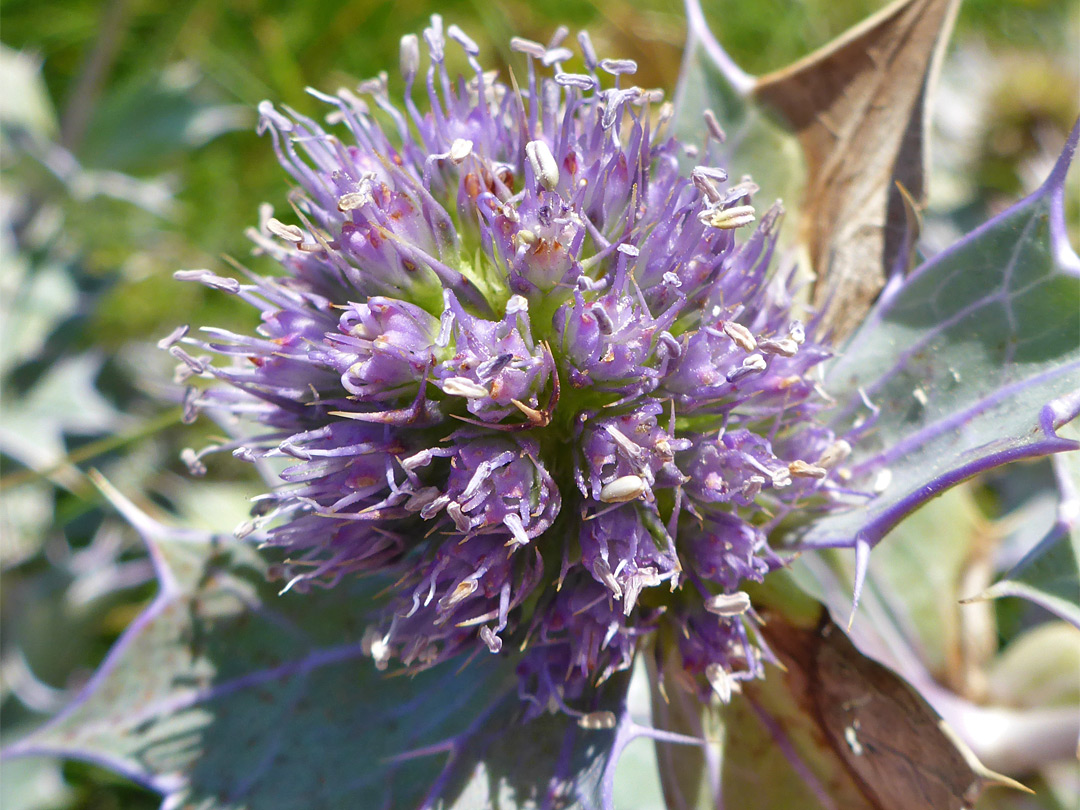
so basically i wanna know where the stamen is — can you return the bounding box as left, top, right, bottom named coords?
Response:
left=700, top=204, right=756, bottom=230
left=816, top=439, right=852, bottom=469
left=555, top=73, right=597, bottom=90
left=705, top=663, right=733, bottom=703
left=525, top=139, right=560, bottom=191
left=510, top=37, right=546, bottom=58
left=788, top=460, right=828, bottom=479
left=600, top=58, right=637, bottom=75
left=722, top=321, right=757, bottom=352
left=759, top=337, right=798, bottom=357
left=703, top=109, right=725, bottom=141
left=399, top=34, right=420, bottom=82
left=599, top=475, right=647, bottom=503
left=705, top=591, right=752, bottom=616
left=441, top=377, right=490, bottom=398
left=592, top=558, right=623, bottom=598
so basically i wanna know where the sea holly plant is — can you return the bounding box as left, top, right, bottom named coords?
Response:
left=4, top=2, right=1079, bottom=808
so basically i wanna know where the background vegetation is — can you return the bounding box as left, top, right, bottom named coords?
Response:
left=1, top=0, right=1076, bottom=807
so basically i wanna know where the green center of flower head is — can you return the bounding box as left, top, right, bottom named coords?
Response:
left=173, top=17, right=851, bottom=714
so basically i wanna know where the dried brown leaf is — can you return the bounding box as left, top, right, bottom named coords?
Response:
left=753, top=0, right=960, bottom=339
left=756, top=614, right=1027, bottom=810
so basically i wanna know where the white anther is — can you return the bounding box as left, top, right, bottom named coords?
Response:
left=424, top=15, right=445, bottom=62
left=703, top=109, right=725, bottom=142
left=257, top=101, right=294, bottom=133
left=547, top=26, right=570, bottom=50
left=503, top=513, right=531, bottom=547
left=448, top=138, right=473, bottom=164
left=913, top=387, right=928, bottom=406
left=174, top=269, right=240, bottom=294
left=600, top=58, right=637, bottom=75
left=770, top=466, right=792, bottom=488
left=705, top=663, right=733, bottom=703
left=404, top=486, right=441, bottom=512
left=446, top=502, right=472, bottom=532
left=364, top=629, right=391, bottom=671
left=591, top=304, right=614, bottom=335
left=720, top=180, right=760, bottom=205
left=442, top=578, right=478, bottom=607
left=525, top=140, right=560, bottom=191
left=543, top=47, right=574, bottom=66
left=399, top=34, right=420, bottom=81
left=592, top=558, right=623, bottom=599
left=555, top=73, right=597, bottom=90
left=743, top=475, right=765, bottom=500
left=662, top=272, right=681, bottom=287
left=441, top=377, right=490, bottom=398
left=700, top=204, right=756, bottom=230
left=447, top=24, right=479, bottom=55
left=514, top=229, right=537, bottom=249
left=505, top=294, right=529, bottom=317
left=477, top=353, right=513, bottom=381
left=578, top=711, right=617, bottom=730
left=266, top=218, right=304, bottom=242
left=722, top=321, right=757, bottom=352
left=577, top=275, right=608, bottom=292
left=338, top=192, right=368, bottom=211
left=599, top=475, right=647, bottom=503
left=510, top=37, right=547, bottom=58
left=157, top=324, right=189, bottom=350
left=604, top=426, right=643, bottom=460
left=726, top=352, right=768, bottom=383
left=577, top=31, right=598, bottom=69
left=692, top=166, right=729, bottom=203
left=617, top=243, right=640, bottom=257
left=788, top=321, right=806, bottom=345
left=692, top=173, right=721, bottom=203
left=759, top=337, right=798, bottom=357
left=479, top=626, right=502, bottom=653
left=181, top=448, right=207, bottom=477
left=873, top=468, right=893, bottom=493
left=744, top=353, right=767, bottom=371
left=788, top=460, right=828, bottom=479
left=705, top=591, right=752, bottom=616
left=816, top=439, right=852, bottom=469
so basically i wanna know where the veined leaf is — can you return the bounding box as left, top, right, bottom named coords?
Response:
left=962, top=446, right=1080, bottom=629
left=796, top=125, right=1080, bottom=580
left=422, top=673, right=632, bottom=810
left=1, top=475, right=516, bottom=810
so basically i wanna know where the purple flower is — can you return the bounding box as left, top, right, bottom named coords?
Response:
left=173, top=17, right=848, bottom=715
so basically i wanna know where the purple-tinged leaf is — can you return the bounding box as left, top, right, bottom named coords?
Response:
left=420, top=674, right=630, bottom=810
left=1, top=475, right=516, bottom=810
left=795, top=123, right=1080, bottom=565
left=422, top=665, right=703, bottom=810
left=962, top=446, right=1080, bottom=628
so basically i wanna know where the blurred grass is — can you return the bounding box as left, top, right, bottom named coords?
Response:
left=0, top=0, right=1077, bottom=807
left=3, top=0, right=1075, bottom=352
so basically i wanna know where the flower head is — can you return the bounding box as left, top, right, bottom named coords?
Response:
left=174, top=18, right=847, bottom=715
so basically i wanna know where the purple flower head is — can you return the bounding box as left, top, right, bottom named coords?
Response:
left=174, top=17, right=848, bottom=714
